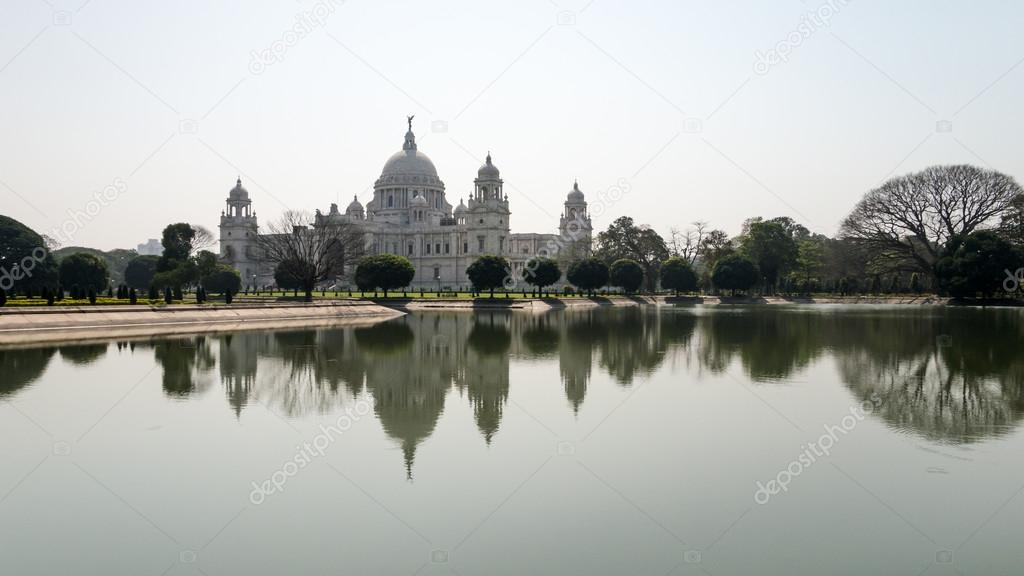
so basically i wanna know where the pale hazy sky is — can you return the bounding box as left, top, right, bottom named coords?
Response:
left=1, top=0, right=1022, bottom=250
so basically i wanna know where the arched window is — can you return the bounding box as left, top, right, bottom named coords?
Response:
left=388, top=195, right=393, bottom=208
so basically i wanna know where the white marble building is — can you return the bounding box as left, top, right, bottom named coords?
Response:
left=219, top=118, right=592, bottom=289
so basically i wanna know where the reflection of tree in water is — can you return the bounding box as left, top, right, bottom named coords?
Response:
left=521, top=315, right=560, bottom=357
left=697, top=308, right=821, bottom=381
left=835, top=309, right=1024, bottom=443
left=58, top=343, right=109, bottom=366
left=690, top=306, right=1024, bottom=443
left=464, top=314, right=511, bottom=443
left=148, top=337, right=215, bottom=397
left=593, top=307, right=696, bottom=386
left=0, top=347, right=56, bottom=397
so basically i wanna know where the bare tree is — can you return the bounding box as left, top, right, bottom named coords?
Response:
left=840, top=165, right=1021, bottom=276
left=668, top=221, right=708, bottom=265
left=190, top=225, right=217, bottom=255
left=258, top=211, right=365, bottom=301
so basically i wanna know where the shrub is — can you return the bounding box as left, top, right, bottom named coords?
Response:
left=609, top=259, right=644, bottom=294
left=58, top=252, right=109, bottom=292
left=711, top=254, right=759, bottom=295
left=910, top=273, right=922, bottom=294
left=466, top=255, right=511, bottom=297
left=354, top=254, right=416, bottom=297
left=124, top=255, right=160, bottom=290
left=660, top=257, right=698, bottom=295
left=522, top=257, right=561, bottom=295
left=203, top=265, right=241, bottom=295
left=566, top=258, right=609, bottom=296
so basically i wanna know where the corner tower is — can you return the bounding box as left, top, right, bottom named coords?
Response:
left=219, top=178, right=260, bottom=285
left=466, top=153, right=511, bottom=255
left=559, top=180, right=592, bottom=258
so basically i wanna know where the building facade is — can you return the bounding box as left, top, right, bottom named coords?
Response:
left=219, top=118, right=592, bottom=289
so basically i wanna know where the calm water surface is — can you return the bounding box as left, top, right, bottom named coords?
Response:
left=2, top=305, right=1023, bottom=575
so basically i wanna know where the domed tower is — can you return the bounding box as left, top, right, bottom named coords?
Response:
left=345, top=195, right=365, bottom=220
left=559, top=180, right=593, bottom=257
left=219, top=178, right=260, bottom=285
left=368, top=116, right=449, bottom=225
left=466, top=153, right=511, bottom=255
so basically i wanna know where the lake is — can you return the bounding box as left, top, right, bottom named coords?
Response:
left=2, top=305, right=1023, bottom=575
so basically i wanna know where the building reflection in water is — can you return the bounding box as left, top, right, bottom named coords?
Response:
left=4, top=306, right=1023, bottom=475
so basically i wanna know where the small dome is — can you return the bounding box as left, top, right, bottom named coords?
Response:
left=568, top=180, right=585, bottom=201
left=229, top=178, right=249, bottom=200
left=346, top=195, right=364, bottom=213
left=454, top=199, right=467, bottom=214
left=411, top=193, right=428, bottom=207
left=477, top=152, right=499, bottom=179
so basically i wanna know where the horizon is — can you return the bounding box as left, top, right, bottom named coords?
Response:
left=2, top=0, right=1023, bottom=250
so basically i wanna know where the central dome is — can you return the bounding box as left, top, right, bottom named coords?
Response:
left=378, top=119, right=440, bottom=183
left=381, top=148, right=438, bottom=179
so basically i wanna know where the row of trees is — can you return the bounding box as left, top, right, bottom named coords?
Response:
left=585, top=165, right=1024, bottom=297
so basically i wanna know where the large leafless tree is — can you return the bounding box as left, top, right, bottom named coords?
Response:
left=258, top=211, right=365, bottom=301
left=189, top=225, right=217, bottom=255
left=840, top=165, right=1022, bottom=276
left=668, top=221, right=708, bottom=265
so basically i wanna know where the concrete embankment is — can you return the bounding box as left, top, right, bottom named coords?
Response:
left=0, top=301, right=402, bottom=345
left=390, top=294, right=953, bottom=311
left=0, top=294, right=964, bottom=346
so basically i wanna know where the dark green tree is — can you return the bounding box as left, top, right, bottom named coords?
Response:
left=58, top=252, right=109, bottom=292
left=123, top=254, right=157, bottom=289
left=711, top=254, right=759, bottom=295
left=609, top=259, right=644, bottom=294
left=910, top=273, right=922, bottom=294
left=935, top=230, right=1022, bottom=297
left=274, top=260, right=304, bottom=290
left=202, top=265, right=242, bottom=295
left=354, top=254, right=416, bottom=297
left=522, top=257, right=561, bottom=295
left=0, top=215, right=59, bottom=294
left=193, top=250, right=220, bottom=284
left=466, top=255, right=510, bottom=297
left=566, top=258, right=609, bottom=296
left=869, top=274, right=881, bottom=294
left=159, top=223, right=195, bottom=264
left=660, top=257, right=698, bottom=295
left=740, top=218, right=798, bottom=294
left=594, top=216, right=669, bottom=292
